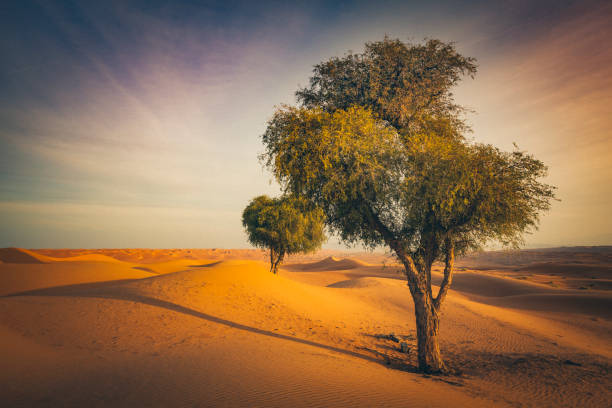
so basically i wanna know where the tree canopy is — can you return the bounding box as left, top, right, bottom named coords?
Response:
left=263, top=105, right=554, bottom=262
left=260, top=37, right=556, bottom=373
left=242, top=195, right=326, bottom=274
left=296, top=37, right=477, bottom=137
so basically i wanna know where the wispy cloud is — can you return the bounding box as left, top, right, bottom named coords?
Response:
left=1, top=0, right=610, bottom=247
left=455, top=1, right=612, bottom=246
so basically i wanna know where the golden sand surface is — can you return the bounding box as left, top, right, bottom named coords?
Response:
left=1, top=247, right=610, bottom=407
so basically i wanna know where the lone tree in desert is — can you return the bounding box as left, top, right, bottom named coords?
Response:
left=242, top=195, right=326, bottom=274
left=261, top=38, right=556, bottom=373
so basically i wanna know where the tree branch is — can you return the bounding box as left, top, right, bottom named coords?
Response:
left=363, top=206, right=422, bottom=289
left=434, top=238, right=454, bottom=310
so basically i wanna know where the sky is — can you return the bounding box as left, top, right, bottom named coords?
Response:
left=0, top=0, right=611, bottom=249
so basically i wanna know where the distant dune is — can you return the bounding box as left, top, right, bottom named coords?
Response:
left=0, top=249, right=155, bottom=296
left=285, top=256, right=370, bottom=271
left=327, top=276, right=397, bottom=288
left=519, top=262, right=612, bottom=276
left=0, top=247, right=610, bottom=407
left=0, top=247, right=47, bottom=264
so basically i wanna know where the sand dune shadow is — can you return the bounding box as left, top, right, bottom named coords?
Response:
left=3, top=281, right=401, bottom=370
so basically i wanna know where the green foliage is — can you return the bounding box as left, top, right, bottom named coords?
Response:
left=242, top=195, right=326, bottom=273
left=296, top=37, right=477, bottom=137
left=262, top=106, right=404, bottom=248
left=399, top=134, right=556, bottom=255
left=262, top=106, right=555, bottom=261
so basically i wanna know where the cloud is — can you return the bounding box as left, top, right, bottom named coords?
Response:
left=1, top=0, right=610, bottom=247
left=454, top=1, right=612, bottom=246
left=0, top=1, right=298, bottom=205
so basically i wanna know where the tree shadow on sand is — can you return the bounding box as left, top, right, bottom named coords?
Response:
left=3, top=281, right=418, bottom=373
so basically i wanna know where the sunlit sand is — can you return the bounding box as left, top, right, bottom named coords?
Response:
left=0, top=247, right=609, bottom=407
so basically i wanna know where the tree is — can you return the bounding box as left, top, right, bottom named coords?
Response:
left=261, top=38, right=556, bottom=373
left=242, top=195, right=326, bottom=274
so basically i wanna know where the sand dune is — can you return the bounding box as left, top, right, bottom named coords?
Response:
left=31, top=248, right=394, bottom=265
left=0, top=249, right=219, bottom=296
left=457, top=248, right=612, bottom=292
left=285, top=256, right=371, bottom=271
left=328, top=276, right=389, bottom=288
left=1, top=258, right=485, bottom=407
left=1, top=248, right=610, bottom=407
left=519, top=261, right=612, bottom=277
left=0, top=247, right=130, bottom=264
left=0, top=247, right=47, bottom=264
left=472, top=292, right=612, bottom=319
left=0, top=262, right=154, bottom=296
left=432, top=271, right=555, bottom=297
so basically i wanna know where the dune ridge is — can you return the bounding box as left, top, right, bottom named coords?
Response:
left=0, top=248, right=221, bottom=296
left=0, top=247, right=47, bottom=264
left=285, top=256, right=371, bottom=271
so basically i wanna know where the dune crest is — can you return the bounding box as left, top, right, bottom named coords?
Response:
left=286, top=256, right=370, bottom=271
left=327, top=276, right=398, bottom=289
left=0, top=248, right=47, bottom=264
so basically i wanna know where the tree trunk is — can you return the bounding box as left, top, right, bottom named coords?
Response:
left=269, top=249, right=284, bottom=274
left=387, top=238, right=448, bottom=373
left=412, top=289, right=446, bottom=373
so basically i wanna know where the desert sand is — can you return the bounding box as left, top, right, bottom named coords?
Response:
left=1, top=247, right=610, bottom=407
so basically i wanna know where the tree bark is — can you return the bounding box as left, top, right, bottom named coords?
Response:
left=273, top=252, right=283, bottom=274
left=434, top=239, right=454, bottom=309
left=411, top=288, right=446, bottom=373
left=391, top=240, right=448, bottom=373
left=366, top=209, right=449, bottom=373
left=269, top=249, right=276, bottom=273
left=270, top=249, right=284, bottom=274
